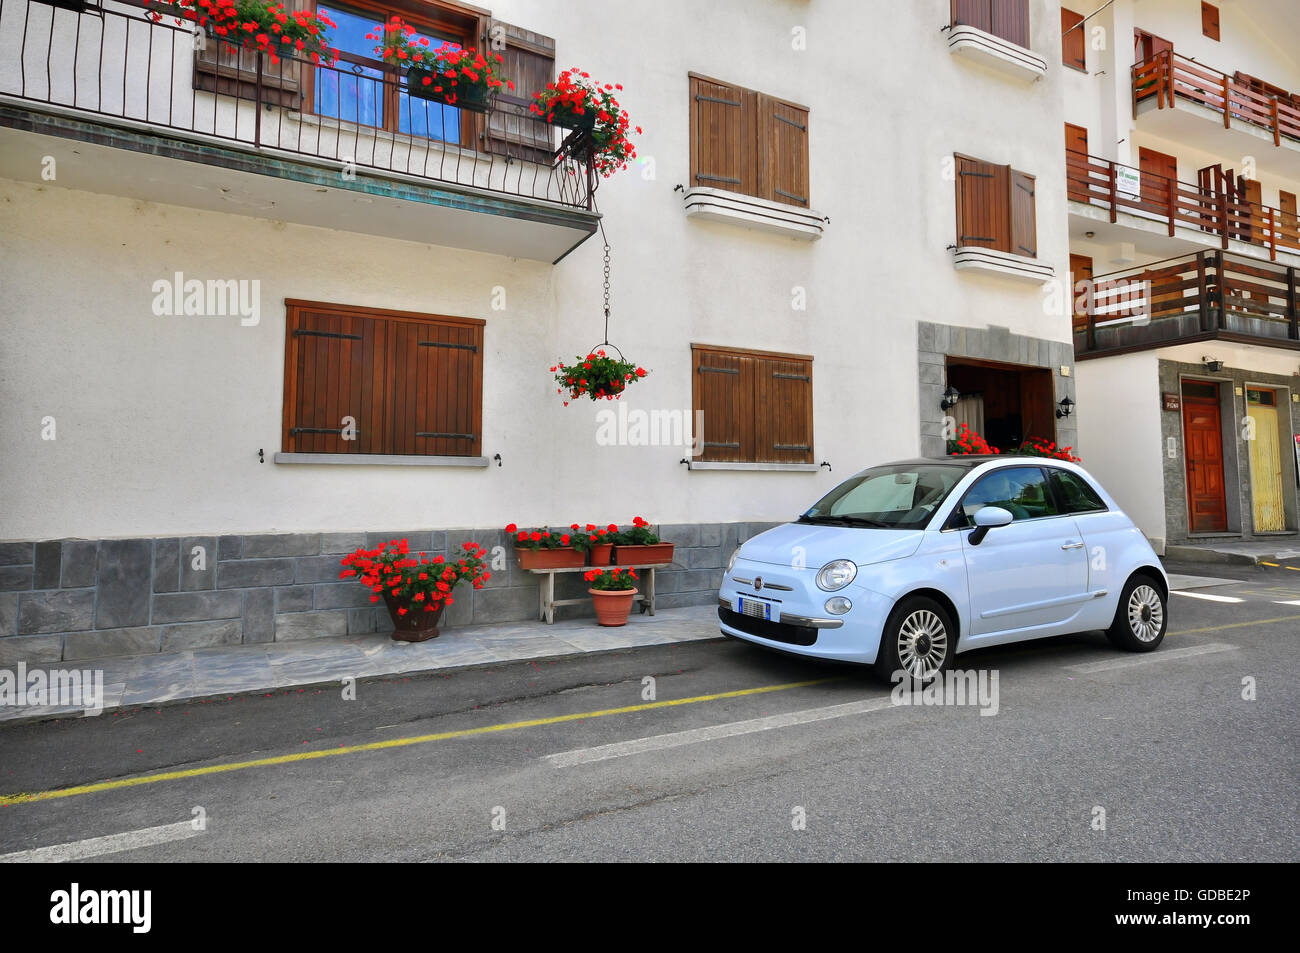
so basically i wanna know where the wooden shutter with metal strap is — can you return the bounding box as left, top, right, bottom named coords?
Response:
left=283, top=306, right=382, bottom=455
left=690, top=75, right=757, bottom=194
left=692, top=346, right=750, bottom=463
left=955, top=156, right=1010, bottom=251
left=1011, top=170, right=1037, bottom=257
left=760, top=95, right=810, bottom=207
left=755, top=355, right=814, bottom=464
left=388, top=317, right=484, bottom=458
left=1061, top=8, right=1086, bottom=70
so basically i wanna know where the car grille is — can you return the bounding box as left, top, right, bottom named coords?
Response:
left=718, top=606, right=818, bottom=647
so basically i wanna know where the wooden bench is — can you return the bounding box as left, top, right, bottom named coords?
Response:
left=525, top=563, right=672, bottom=624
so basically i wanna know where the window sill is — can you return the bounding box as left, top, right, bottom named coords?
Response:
left=952, top=246, right=1056, bottom=284
left=682, top=187, right=827, bottom=241
left=685, top=461, right=821, bottom=472
left=947, top=25, right=1048, bottom=82
left=274, top=452, right=489, bottom=468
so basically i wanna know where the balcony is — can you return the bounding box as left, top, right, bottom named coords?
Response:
left=1067, top=152, right=1300, bottom=265
left=1132, top=51, right=1300, bottom=176
left=0, top=0, right=599, bottom=262
left=1074, top=250, right=1300, bottom=358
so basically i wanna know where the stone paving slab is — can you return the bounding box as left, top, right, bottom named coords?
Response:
left=0, top=604, right=722, bottom=724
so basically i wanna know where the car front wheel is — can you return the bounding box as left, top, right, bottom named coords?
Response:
left=874, top=596, right=955, bottom=685
left=1105, top=574, right=1167, bottom=652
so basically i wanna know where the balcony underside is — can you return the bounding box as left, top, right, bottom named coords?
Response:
left=0, top=103, right=599, bottom=263
left=1076, top=317, right=1300, bottom=360
left=1135, top=96, right=1300, bottom=180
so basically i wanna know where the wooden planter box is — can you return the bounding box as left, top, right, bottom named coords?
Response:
left=612, top=543, right=675, bottom=565
left=515, top=547, right=585, bottom=570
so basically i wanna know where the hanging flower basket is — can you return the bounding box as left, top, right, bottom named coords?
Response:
left=530, top=67, right=641, bottom=176
left=368, top=16, right=513, bottom=113
left=150, top=0, right=340, bottom=66
left=552, top=349, right=647, bottom=404
left=340, top=538, right=490, bottom=642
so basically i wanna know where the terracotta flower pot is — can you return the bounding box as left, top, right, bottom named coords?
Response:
left=515, top=547, right=586, bottom=570
left=589, top=587, right=637, bottom=626
left=587, top=542, right=614, bottom=566
left=612, top=542, right=675, bottom=565
left=383, top=592, right=445, bottom=642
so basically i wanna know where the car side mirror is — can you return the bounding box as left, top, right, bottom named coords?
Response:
left=968, top=506, right=1014, bottom=546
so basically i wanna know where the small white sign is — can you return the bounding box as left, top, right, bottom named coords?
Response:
left=1116, top=166, right=1141, bottom=200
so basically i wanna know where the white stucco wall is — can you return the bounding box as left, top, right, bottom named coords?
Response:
left=0, top=0, right=1074, bottom=539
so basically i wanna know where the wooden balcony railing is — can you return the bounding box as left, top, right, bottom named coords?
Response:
left=1074, top=250, right=1300, bottom=356
left=1133, top=50, right=1300, bottom=148
left=0, top=0, right=596, bottom=210
left=1066, top=151, right=1300, bottom=261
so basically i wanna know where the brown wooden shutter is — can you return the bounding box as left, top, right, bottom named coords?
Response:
left=1010, top=169, right=1037, bottom=258
left=955, top=156, right=1010, bottom=251
left=692, top=347, right=750, bottom=463
left=952, top=0, right=991, bottom=32
left=1139, top=146, right=1178, bottom=211
left=388, top=318, right=484, bottom=458
left=690, top=75, right=757, bottom=195
left=990, top=0, right=1030, bottom=47
left=1069, top=253, right=1094, bottom=332
left=1061, top=8, right=1086, bottom=70
left=1201, top=2, right=1221, bottom=41
left=755, top=356, right=814, bottom=464
left=485, top=21, right=555, bottom=162
left=1280, top=190, right=1298, bottom=247
left=283, top=305, right=382, bottom=455
left=759, top=95, right=810, bottom=207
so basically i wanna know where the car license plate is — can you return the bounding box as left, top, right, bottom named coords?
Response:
left=738, top=597, right=773, bottom=621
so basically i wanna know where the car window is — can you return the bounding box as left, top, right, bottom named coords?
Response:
left=955, top=466, right=1058, bottom=525
left=803, top=464, right=966, bottom=529
left=1048, top=469, right=1107, bottom=514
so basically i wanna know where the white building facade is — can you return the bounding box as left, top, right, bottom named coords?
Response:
left=0, top=0, right=1076, bottom=661
left=1064, top=0, right=1300, bottom=552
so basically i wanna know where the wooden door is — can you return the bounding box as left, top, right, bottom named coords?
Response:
left=1197, top=163, right=1223, bottom=233
left=1182, top=385, right=1228, bottom=534
left=1069, top=253, right=1094, bottom=331
left=1243, top=178, right=1262, bottom=244
left=1065, top=123, right=1089, bottom=202
left=1139, top=147, right=1178, bottom=214
left=1246, top=388, right=1286, bottom=532
left=1281, top=191, right=1299, bottom=249
left=1134, top=30, right=1173, bottom=63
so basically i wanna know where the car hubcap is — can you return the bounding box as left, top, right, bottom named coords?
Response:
left=898, top=609, right=948, bottom=679
left=1127, top=585, right=1164, bottom=642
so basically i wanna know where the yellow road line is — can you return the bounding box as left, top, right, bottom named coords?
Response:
left=1170, top=614, right=1300, bottom=636
left=1287, top=567, right=1300, bottom=572
left=1261, top=561, right=1280, bottom=567
left=0, top=677, right=838, bottom=807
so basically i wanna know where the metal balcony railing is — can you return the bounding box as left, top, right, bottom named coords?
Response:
left=0, top=0, right=596, bottom=210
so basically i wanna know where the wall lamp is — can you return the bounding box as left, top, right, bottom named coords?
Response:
left=1203, top=357, right=1224, bottom=372
left=940, top=385, right=961, bottom=412
left=1056, top=395, right=1075, bottom=419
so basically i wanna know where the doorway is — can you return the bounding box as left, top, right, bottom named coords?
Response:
left=1181, top=379, right=1228, bottom=533
left=945, top=360, right=1056, bottom=453
left=1246, top=387, right=1286, bottom=532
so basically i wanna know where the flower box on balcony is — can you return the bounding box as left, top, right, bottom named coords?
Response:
left=515, top=547, right=585, bottom=570
left=406, top=68, right=493, bottom=113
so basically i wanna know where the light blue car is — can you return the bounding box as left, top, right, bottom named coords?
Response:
left=718, top=457, right=1168, bottom=682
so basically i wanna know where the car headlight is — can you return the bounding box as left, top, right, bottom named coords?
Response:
left=726, top=546, right=740, bottom=574
left=816, top=559, right=857, bottom=591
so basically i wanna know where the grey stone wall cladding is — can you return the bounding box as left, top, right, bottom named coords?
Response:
left=0, top=522, right=778, bottom=664
left=917, top=322, right=1080, bottom=458
left=1158, top=359, right=1300, bottom=546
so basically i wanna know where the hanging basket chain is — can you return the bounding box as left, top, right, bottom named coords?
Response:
left=591, top=218, right=623, bottom=360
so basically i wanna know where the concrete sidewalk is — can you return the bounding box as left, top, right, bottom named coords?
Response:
left=0, top=605, right=722, bottom=724
left=1166, top=540, right=1300, bottom=566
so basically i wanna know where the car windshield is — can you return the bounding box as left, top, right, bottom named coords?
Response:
left=800, top=464, right=967, bottom=530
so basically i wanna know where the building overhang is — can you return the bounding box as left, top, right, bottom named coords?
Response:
left=947, top=25, right=1048, bottom=83
left=0, top=103, right=600, bottom=263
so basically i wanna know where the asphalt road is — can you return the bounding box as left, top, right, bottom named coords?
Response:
left=0, top=561, right=1296, bottom=863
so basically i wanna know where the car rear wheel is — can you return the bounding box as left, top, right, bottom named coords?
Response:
left=874, top=596, right=955, bottom=685
left=1105, top=574, right=1167, bottom=652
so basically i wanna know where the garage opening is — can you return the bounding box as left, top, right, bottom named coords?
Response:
left=944, top=359, right=1056, bottom=453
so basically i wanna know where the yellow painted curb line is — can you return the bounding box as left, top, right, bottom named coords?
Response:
left=0, top=677, right=839, bottom=807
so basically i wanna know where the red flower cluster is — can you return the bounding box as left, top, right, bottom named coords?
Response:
left=530, top=68, right=640, bottom=177
left=505, top=523, right=578, bottom=552
left=552, top=349, right=648, bottom=404
left=1017, top=436, right=1082, bottom=462
left=585, top=567, right=638, bottom=591
left=367, top=16, right=513, bottom=102
left=339, top=538, right=489, bottom=614
left=149, top=0, right=338, bottom=66
left=948, top=422, right=999, bottom=456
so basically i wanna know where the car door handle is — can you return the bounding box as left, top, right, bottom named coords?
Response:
left=1061, top=541, right=1085, bottom=550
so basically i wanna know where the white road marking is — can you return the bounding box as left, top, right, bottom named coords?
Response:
left=1273, top=600, right=1300, bottom=607
left=546, top=696, right=897, bottom=768
left=1066, top=642, right=1236, bottom=674
left=1172, top=590, right=1243, bottom=603
left=0, top=819, right=203, bottom=863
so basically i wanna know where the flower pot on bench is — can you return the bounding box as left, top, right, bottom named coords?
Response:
left=612, top=542, right=675, bottom=565
left=516, top=547, right=586, bottom=570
